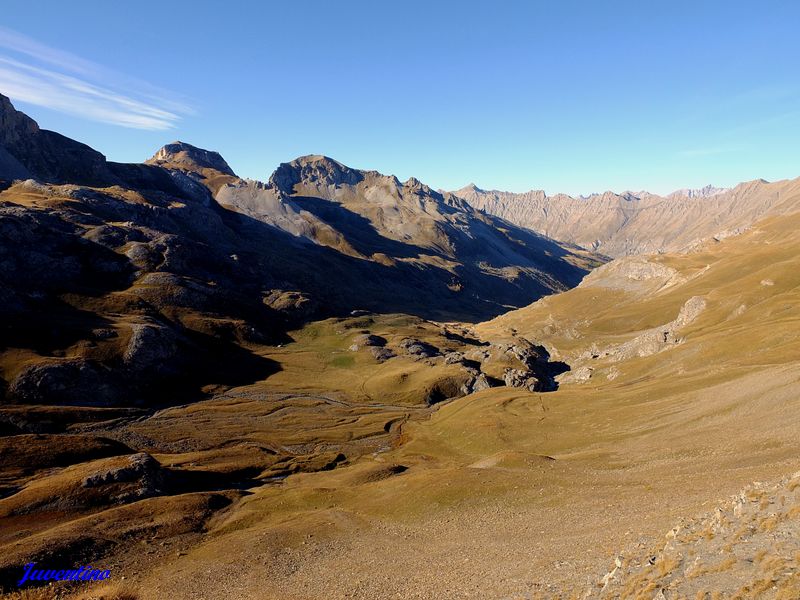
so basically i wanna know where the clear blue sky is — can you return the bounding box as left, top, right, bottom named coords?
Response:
left=1, top=0, right=799, bottom=195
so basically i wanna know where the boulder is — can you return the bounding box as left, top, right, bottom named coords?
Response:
left=444, top=352, right=465, bottom=365
left=471, top=373, right=493, bottom=392
left=503, top=368, right=542, bottom=392
left=351, top=334, right=387, bottom=349
left=123, top=324, right=180, bottom=375
left=556, top=366, right=593, bottom=385
left=399, top=338, right=440, bottom=359
left=10, top=359, right=121, bottom=406
left=508, top=341, right=550, bottom=369
left=370, top=347, right=395, bottom=362
left=263, top=290, right=319, bottom=321
left=81, top=452, right=164, bottom=501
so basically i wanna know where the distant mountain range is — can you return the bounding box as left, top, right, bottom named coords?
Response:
left=667, top=184, right=728, bottom=199
left=453, top=178, right=800, bottom=257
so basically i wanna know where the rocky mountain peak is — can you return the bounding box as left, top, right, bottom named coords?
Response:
left=147, top=141, right=235, bottom=176
left=269, top=154, right=364, bottom=194
left=0, top=93, right=112, bottom=185
left=403, top=177, right=449, bottom=205
left=458, top=183, right=483, bottom=194
left=668, top=184, right=728, bottom=199
left=0, top=93, right=40, bottom=148
left=404, top=176, right=431, bottom=191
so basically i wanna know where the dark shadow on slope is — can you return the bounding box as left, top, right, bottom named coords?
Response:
left=150, top=329, right=283, bottom=407
left=442, top=330, right=490, bottom=346
left=217, top=203, right=595, bottom=323
left=458, top=215, right=595, bottom=287
left=291, top=195, right=437, bottom=260
left=544, top=361, right=571, bottom=391
left=0, top=297, right=117, bottom=354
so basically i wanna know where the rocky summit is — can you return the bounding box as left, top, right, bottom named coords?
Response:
left=146, top=141, right=235, bottom=177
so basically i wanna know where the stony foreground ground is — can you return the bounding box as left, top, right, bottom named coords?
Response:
left=588, top=471, right=800, bottom=600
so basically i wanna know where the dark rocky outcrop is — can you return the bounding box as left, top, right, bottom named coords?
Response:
left=81, top=452, right=165, bottom=502
left=0, top=94, right=115, bottom=186
left=9, top=360, right=123, bottom=406
left=370, top=347, right=396, bottom=362
left=122, top=323, right=181, bottom=376
left=270, top=155, right=364, bottom=193
left=400, top=339, right=441, bottom=359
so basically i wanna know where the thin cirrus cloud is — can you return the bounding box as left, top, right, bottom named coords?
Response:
left=0, top=26, right=192, bottom=130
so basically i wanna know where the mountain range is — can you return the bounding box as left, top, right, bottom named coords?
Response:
left=0, top=93, right=600, bottom=408
left=2, top=90, right=800, bottom=600
left=454, top=177, right=800, bottom=257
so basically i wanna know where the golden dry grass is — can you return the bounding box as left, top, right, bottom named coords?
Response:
left=114, top=208, right=800, bottom=598
left=6, top=198, right=800, bottom=598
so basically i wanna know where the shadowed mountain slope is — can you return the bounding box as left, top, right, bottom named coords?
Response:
left=0, top=94, right=600, bottom=410
left=217, top=154, right=602, bottom=318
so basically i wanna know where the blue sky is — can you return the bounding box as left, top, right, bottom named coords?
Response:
left=1, top=0, right=799, bottom=195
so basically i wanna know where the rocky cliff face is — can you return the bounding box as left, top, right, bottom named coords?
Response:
left=269, top=154, right=365, bottom=191
left=0, top=94, right=115, bottom=186
left=454, top=178, right=800, bottom=257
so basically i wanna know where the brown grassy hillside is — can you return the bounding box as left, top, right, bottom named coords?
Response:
left=50, top=202, right=798, bottom=600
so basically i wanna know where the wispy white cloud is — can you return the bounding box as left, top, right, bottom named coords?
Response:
left=0, top=26, right=192, bottom=130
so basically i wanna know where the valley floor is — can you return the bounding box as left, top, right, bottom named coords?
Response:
left=136, top=212, right=800, bottom=599
left=131, top=366, right=800, bottom=600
